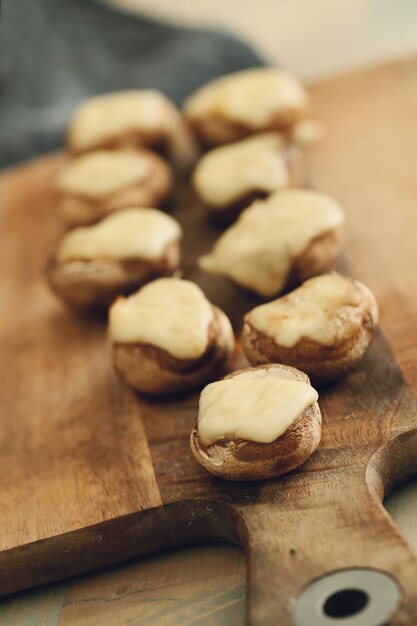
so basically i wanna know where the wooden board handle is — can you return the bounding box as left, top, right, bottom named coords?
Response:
left=237, top=449, right=417, bottom=626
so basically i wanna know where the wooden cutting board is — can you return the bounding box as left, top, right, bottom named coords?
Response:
left=2, top=56, right=417, bottom=626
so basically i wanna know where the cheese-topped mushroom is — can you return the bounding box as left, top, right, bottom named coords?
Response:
left=47, top=208, right=181, bottom=309
left=243, top=273, right=379, bottom=383
left=190, top=364, right=321, bottom=481
left=192, top=133, right=289, bottom=220
left=110, top=278, right=235, bottom=394
left=67, top=90, right=196, bottom=166
left=110, top=278, right=213, bottom=359
left=199, top=190, right=345, bottom=297
left=184, top=68, right=310, bottom=147
left=54, top=149, right=173, bottom=226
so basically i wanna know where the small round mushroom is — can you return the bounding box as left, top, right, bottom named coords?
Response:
left=47, top=208, right=181, bottom=309
left=242, top=273, right=379, bottom=383
left=183, top=68, right=310, bottom=147
left=54, top=148, right=173, bottom=226
left=190, top=364, right=321, bottom=481
left=192, top=132, right=289, bottom=222
left=198, top=189, right=345, bottom=298
left=67, top=90, right=197, bottom=167
left=109, top=278, right=235, bottom=394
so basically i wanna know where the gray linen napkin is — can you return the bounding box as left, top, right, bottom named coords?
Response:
left=0, top=0, right=263, bottom=168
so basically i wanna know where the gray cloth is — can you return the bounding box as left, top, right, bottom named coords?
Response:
left=0, top=0, right=263, bottom=168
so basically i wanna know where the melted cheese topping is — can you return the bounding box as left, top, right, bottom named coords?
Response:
left=57, top=208, right=181, bottom=262
left=55, top=151, right=153, bottom=198
left=184, top=68, right=309, bottom=128
left=199, top=190, right=345, bottom=297
left=69, top=90, right=176, bottom=152
left=246, top=273, right=365, bottom=348
left=193, top=133, right=289, bottom=207
left=198, top=371, right=318, bottom=446
left=109, top=278, right=214, bottom=359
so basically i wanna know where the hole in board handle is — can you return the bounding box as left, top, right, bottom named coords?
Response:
left=323, top=588, right=369, bottom=619
left=292, top=568, right=401, bottom=626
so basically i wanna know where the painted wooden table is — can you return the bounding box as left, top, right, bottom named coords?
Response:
left=2, top=56, right=417, bottom=625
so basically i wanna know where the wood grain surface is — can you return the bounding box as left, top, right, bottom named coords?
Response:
left=0, top=544, right=246, bottom=626
left=2, top=56, right=417, bottom=625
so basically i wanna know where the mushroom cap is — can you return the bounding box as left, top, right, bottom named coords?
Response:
left=55, top=148, right=173, bottom=227
left=112, top=305, right=235, bottom=395
left=190, top=364, right=322, bottom=481
left=184, top=68, right=310, bottom=147
left=47, top=239, right=180, bottom=310
left=242, top=277, right=378, bottom=383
